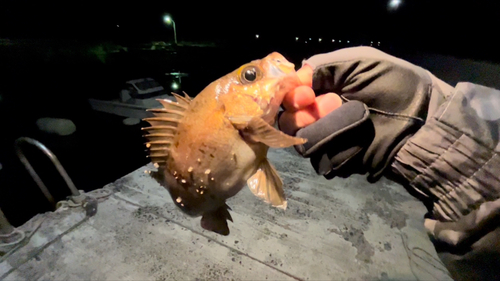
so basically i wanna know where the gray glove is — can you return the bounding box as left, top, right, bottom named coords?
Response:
left=288, top=46, right=452, bottom=182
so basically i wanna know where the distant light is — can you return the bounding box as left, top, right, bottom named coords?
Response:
left=305, top=41, right=307, bottom=44
left=332, top=39, right=335, bottom=42
left=378, top=42, right=381, bottom=46
left=163, top=15, right=172, bottom=24
left=318, top=38, right=322, bottom=42
left=347, top=40, right=350, bottom=43
left=309, top=38, right=311, bottom=41
left=171, top=82, right=179, bottom=90
left=116, top=25, right=120, bottom=28
left=388, top=0, right=401, bottom=10
left=339, top=40, right=341, bottom=43
left=295, top=37, right=299, bottom=41
left=255, top=34, right=259, bottom=39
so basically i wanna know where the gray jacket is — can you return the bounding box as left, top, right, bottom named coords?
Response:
left=293, top=47, right=500, bottom=281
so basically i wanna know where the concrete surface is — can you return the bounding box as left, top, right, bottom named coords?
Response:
left=0, top=147, right=452, bottom=281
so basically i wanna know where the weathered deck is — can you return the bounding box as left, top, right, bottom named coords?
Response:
left=0, top=147, right=452, bottom=280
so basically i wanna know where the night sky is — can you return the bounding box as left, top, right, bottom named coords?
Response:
left=1, top=0, right=500, bottom=226
left=1, top=1, right=499, bottom=61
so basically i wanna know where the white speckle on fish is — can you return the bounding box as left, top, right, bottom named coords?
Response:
left=173, top=171, right=177, bottom=176
left=154, top=163, right=159, bottom=168
left=205, top=169, right=211, bottom=174
left=197, top=158, right=201, bottom=163
left=176, top=197, right=182, bottom=203
left=146, top=143, right=151, bottom=148
left=200, top=191, right=204, bottom=195
left=188, top=166, right=193, bottom=172
left=181, top=179, right=186, bottom=183
left=211, top=177, right=214, bottom=181
left=144, top=170, right=150, bottom=174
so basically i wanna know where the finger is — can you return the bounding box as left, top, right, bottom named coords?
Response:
left=279, top=110, right=317, bottom=136
left=282, top=86, right=316, bottom=111
left=314, top=93, right=342, bottom=118
left=279, top=93, right=342, bottom=135
left=296, top=64, right=313, bottom=87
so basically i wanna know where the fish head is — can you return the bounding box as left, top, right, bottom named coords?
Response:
left=216, top=52, right=301, bottom=123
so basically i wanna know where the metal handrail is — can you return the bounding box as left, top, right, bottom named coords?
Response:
left=14, top=137, right=81, bottom=207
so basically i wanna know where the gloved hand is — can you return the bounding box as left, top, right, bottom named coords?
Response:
left=279, top=46, right=453, bottom=182
left=424, top=197, right=500, bottom=281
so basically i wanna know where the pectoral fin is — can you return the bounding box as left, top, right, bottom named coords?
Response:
left=247, top=158, right=287, bottom=210
left=230, top=116, right=307, bottom=148
left=200, top=204, right=233, bottom=236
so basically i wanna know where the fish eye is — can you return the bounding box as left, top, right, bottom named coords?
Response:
left=240, top=66, right=261, bottom=84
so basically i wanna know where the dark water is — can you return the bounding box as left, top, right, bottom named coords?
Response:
left=0, top=38, right=389, bottom=226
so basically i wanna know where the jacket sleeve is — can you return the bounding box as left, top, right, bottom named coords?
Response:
left=390, top=82, right=500, bottom=281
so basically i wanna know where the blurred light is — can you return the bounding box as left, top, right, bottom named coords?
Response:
left=318, top=38, right=322, bottom=42
left=116, top=25, right=120, bottom=28
left=309, top=38, right=311, bottom=41
left=388, top=0, right=401, bottom=10
left=295, top=37, right=299, bottom=41
left=332, top=39, right=335, bottom=42
left=378, top=42, right=381, bottom=46
left=339, top=40, right=342, bottom=43
left=255, top=34, right=259, bottom=39
left=347, top=40, right=350, bottom=43
left=305, top=41, right=307, bottom=44
left=171, top=82, right=179, bottom=90
left=163, top=15, right=172, bottom=24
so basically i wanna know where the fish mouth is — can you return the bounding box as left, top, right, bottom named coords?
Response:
left=267, top=52, right=296, bottom=75
left=257, top=79, right=286, bottom=123
left=268, top=64, right=285, bottom=78
left=268, top=60, right=295, bottom=78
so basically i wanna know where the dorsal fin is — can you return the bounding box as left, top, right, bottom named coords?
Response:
left=183, top=91, right=192, bottom=101
left=142, top=97, right=191, bottom=167
left=172, top=92, right=191, bottom=107
left=158, top=98, right=188, bottom=110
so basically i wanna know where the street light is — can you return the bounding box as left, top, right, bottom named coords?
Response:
left=388, top=0, right=401, bottom=10
left=163, top=14, right=177, bottom=44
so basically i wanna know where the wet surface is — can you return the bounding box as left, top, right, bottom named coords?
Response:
left=0, top=148, right=453, bottom=280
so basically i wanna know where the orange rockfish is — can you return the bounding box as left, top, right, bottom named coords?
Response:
left=142, top=52, right=307, bottom=235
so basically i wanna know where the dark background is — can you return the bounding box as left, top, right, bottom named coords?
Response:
left=1, top=0, right=499, bottom=226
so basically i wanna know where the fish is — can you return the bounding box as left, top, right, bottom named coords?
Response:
left=142, top=52, right=307, bottom=236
